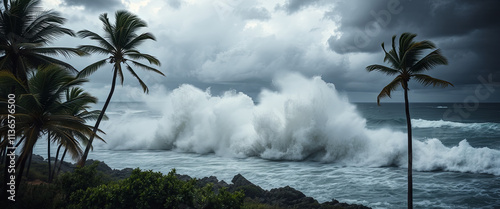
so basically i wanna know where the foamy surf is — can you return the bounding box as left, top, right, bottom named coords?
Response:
left=99, top=73, right=500, bottom=176
left=412, top=119, right=499, bottom=130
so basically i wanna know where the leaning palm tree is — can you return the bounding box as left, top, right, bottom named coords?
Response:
left=76, top=10, right=164, bottom=166
left=51, top=87, right=107, bottom=180
left=0, top=0, right=84, bottom=82
left=0, top=66, right=95, bottom=193
left=366, top=32, right=453, bottom=209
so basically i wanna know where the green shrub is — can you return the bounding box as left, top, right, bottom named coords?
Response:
left=2, top=183, right=63, bottom=209
left=2, top=163, right=245, bottom=209
left=242, top=198, right=284, bottom=209
left=56, top=161, right=110, bottom=197
left=68, top=169, right=245, bottom=209
left=196, top=184, right=244, bottom=209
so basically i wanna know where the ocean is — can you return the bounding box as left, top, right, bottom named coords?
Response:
left=33, top=74, right=500, bottom=208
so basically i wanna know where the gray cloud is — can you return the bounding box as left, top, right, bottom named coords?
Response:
left=238, top=6, right=271, bottom=20
left=49, top=0, right=500, bottom=102
left=328, top=0, right=500, bottom=54
left=167, top=0, right=183, bottom=9
left=62, top=0, right=122, bottom=12
left=276, top=0, right=322, bottom=14
left=324, top=0, right=500, bottom=101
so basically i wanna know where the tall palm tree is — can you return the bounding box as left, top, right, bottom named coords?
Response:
left=366, top=33, right=453, bottom=209
left=0, top=0, right=84, bottom=82
left=0, top=66, right=96, bottom=194
left=77, top=10, right=164, bottom=166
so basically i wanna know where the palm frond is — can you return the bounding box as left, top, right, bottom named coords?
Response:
left=410, top=49, right=448, bottom=73
left=412, top=74, right=453, bottom=88
left=31, top=47, right=87, bottom=57
left=125, top=51, right=161, bottom=66
left=77, top=58, right=109, bottom=78
left=124, top=32, right=156, bottom=50
left=78, top=45, right=111, bottom=55
left=0, top=70, right=29, bottom=93
left=115, top=10, right=147, bottom=47
left=125, top=64, right=149, bottom=93
left=99, top=13, right=116, bottom=45
left=401, top=40, right=437, bottom=68
left=398, top=33, right=417, bottom=57
left=23, top=53, right=79, bottom=72
left=116, top=64, right=125, bottom=85
left=377, top=75, right=403, bottom=105
left=77, top=30, right=115, bottom=51
left=366, top=64, right=399, bottom=75
left=382, top=37, right=399, bottom=68
left=129, top=60, right=164, bottom=76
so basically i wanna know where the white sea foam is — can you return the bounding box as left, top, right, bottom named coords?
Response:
left=99, top=73, right=500, bottom=175
left=412, top=119, right=499, bottom=130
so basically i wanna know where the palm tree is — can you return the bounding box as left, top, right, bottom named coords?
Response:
left=0, top=0, right=84, bottom=82
left=76, top=10, right=164, bottom=166
left=0, top=66, right=96, bottom=194
left=366, top=33, right=453, bottom=209
left=51, top=87, right=107, bottom=180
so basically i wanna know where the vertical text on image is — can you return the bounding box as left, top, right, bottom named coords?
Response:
left=6, top=93, right=16, bottom=201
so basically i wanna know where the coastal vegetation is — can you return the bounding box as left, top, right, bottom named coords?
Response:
left=366, top=32, right=453, bottom=208
left=0, top=158, right=369, bottom=208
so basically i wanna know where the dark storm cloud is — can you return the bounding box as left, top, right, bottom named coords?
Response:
left=276, top=0, right=322, bottom=14
left=324, top=0, right=500, bottom=101
left=50, top=0, right=500, bottom=102
left=328, top=0, right=500, bottom=54
left=62, top=0, right=122, bottom=12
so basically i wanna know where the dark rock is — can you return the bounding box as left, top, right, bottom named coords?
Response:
left=266, top=186, right=320, bottom=208
left=197, top=176, right=219, bottom=187
left=230, top=174, right=266, bottom=198
left=175, top=174, right=193, bottom=182
left=231, top=174, right=253, bottom=187
left=30, top=154, right=45, bottom=163
left=321, top=199, right=371, bottom=209
left=86, top=159, right=112, bottom=172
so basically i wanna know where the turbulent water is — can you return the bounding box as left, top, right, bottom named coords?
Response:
left=34, top=74, right=500, bottom=208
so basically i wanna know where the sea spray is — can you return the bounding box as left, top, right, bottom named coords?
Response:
left=98, top=73, right=500, bottom=175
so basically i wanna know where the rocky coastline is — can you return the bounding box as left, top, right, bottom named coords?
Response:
left=29, top=154, right=370, bottom=209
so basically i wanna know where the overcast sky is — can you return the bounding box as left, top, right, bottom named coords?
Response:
left=41, top=0, right=500, bottom=103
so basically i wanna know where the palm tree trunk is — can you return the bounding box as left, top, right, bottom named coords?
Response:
left=47, top=132, right=52, bottom=182
left=51, top=144, right=63, bottom=181
left=16, top=127, right=41, bottom=192
left=0, top=135, right=5, bottom=165
left=78, top=67, right=119, bottom=167
left=56, top=147, right=68, bottom=177
left=25, top=149, right=33, bottom=177
left=403, top=85, right=413, bottom=209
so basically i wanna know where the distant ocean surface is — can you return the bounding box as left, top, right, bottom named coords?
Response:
left=33, top=75, right=500, bottom=208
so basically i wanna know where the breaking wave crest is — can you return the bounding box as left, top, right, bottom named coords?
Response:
left=412, top=119, right=500, bottom=130
left=100, top=73, right=500, bottom=175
